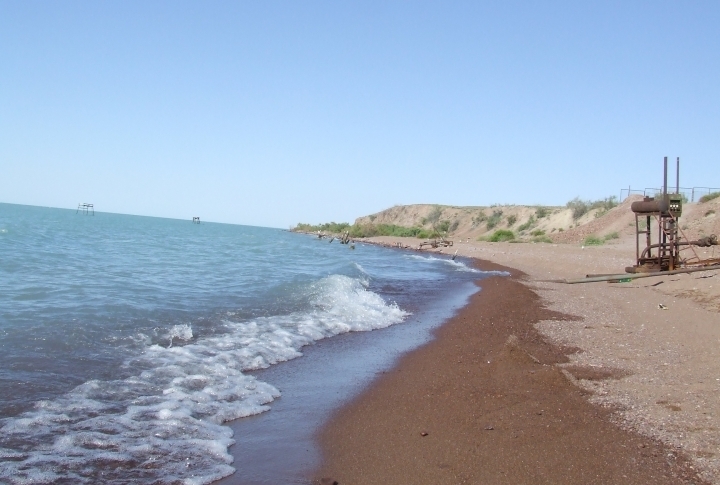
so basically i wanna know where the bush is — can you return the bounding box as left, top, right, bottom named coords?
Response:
left=294, top=222, right=351, bottom=233
left=532, top=235, right=553, bottom=243
left=705, top=209, right=716, bottom=216
left=567, top=196, right=618, bottom=220
left=535, top=206, right=549, bottom=219
left=603, top=232, right=619, bottom=241
left=584, top=235, right=604, bottom=246
left=425, top=205, right=443, bottom=228
left=488, top=229, right=515, bottom=242
left=436, top=220, right=451, bottom=233
left=507, top=215, right=517, bottom=226
left=566, top=198, right=589, bottom=220
left=486, top=210, right=504, bottom=230
left=472, top=211, right=487, bottom=227
left=530, top=229, right=545, bottom=236
left=700, top=192, right=720, bottom=203
left=518, top=216, right=535, bottom=232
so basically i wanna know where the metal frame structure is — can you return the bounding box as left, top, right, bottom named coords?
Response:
left=76, top=203, right=94, bottom=215
left=627, top=157, right=719, bottom=273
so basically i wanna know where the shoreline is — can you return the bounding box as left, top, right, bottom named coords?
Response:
left=314, top=247, right=712, bottom=484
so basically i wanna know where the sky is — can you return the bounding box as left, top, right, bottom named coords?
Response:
left=1, top=1, right=719, bottom=228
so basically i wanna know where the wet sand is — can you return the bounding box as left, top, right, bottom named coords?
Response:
left=314, top=259, right=707, bottom=484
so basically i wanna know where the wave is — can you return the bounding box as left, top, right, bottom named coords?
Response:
left=405, top=254, right=510, bottom=275
left=0, top=275, right=408, bottom=485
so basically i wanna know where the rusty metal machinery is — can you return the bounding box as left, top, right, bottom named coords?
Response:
left=626, top=157, right=719, bottom=273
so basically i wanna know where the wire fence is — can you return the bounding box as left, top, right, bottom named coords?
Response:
left=620, top=186, right=720, bottom=203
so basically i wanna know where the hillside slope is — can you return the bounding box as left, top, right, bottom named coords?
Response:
left=354, top=195, right=719, bottom=244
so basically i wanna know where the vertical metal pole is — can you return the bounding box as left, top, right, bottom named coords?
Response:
left=676, top=157, right=680, bottom=194
left=635, top=215, right=640, bottom=265
left=663, top=156, right=668, bottom=197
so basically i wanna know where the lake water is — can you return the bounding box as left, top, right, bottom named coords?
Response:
left=0, top=203, right=499, bottom=484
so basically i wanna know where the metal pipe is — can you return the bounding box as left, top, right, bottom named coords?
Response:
left=562, top=264, right=720, bottom=284
left=663, top=156, right=668, bottom=197
left=676, top=157, right=680, bottom=194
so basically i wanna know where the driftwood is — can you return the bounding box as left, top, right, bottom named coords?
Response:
left=418, top=237, right=454, bottom=249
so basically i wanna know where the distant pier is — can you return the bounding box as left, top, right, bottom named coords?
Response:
left=76, top=203, right=94, bottom=215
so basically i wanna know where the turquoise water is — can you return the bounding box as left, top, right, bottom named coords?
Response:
left=0, top=203, right=496, bottom=484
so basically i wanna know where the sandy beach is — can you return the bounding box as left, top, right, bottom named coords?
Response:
left=314, top=236, right=720, bottom=484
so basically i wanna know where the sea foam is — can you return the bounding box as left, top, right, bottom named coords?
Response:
left=0, top=275, right=407, bottom=485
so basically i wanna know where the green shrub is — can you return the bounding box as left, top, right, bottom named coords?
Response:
left=532, top=235, right=553, bottom=243
left=584, top=235, right=604, bottom=246
left=530, top=229, right=545, bottom=236
left=507, top=215, right=517, bottom=226
left=566, top=198, right=589, bottom=220
left=488, top=229, right=515, bottom=242
left=436, top=220, right=451, bottom=233
left=472, top=211, right=488, bottom=227
left=603, top=232, right=619, bottom=241
left=346, top=223, right=435, bottom=239
left=567, top=196, right=618, bottom=220
left=486, top=210, right=504, bottom=230
left=294, top=222, right=351, bottom=233
left=517, top=215, right=536, bottom=232
left=700, top=192, right=720, bottom=203
left=449, top=220, right=460, bottom=232
left=535, top=206, right=549, bottom=219
left=425, top=205, right=443, bottom=228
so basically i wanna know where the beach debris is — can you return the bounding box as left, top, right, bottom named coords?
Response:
left=318, top=478, right=339, bottom=485
left=650, top=281, right=664, bottom=286
left=563, top=264, right=720, bottom=284
left=418, top=236, right=454, bottom=250
left=451, top=249, right=458, bottom=260
left=328, top=237, right=335, bottom=243
left=658, top=304, right=668, bottom=310
left=420, top=431, right=429, bottom=437
left=484, top=425, right=494, bottom=430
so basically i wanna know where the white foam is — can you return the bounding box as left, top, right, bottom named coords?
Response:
left=167, top=324, right=193, bottom=347
left=406, top=254, right=511, bottom=275
left=0, top=275, right=408, bottom=484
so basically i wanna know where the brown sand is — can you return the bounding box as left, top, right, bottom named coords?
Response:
left=314, top=249, right=715, bottom=484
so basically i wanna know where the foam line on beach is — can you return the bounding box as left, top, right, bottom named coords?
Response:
left=406, top=253, right=510, bottom=275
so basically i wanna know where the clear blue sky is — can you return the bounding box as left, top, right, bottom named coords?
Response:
left=1, top=1, right=718, bottom=228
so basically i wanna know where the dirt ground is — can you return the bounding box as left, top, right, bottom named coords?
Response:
left=353, top=234, right=720, bottom=483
